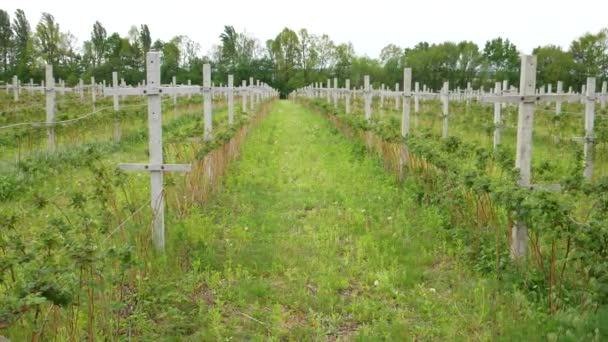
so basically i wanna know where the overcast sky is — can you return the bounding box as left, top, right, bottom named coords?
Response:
left=3, top=0, right=607, bottom=58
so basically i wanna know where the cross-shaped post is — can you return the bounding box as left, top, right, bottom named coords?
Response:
left=45, top=65, right=56, bottom=151
left=380, top=84, right=385, bottom=110
left=106, top=52, right=197, bottom=250
left=12, top=75, right=19, bottom=102
left=414, top=82, right=420, bottom=113
left=512, top=55, right=537, bottom=259
left=249, top=77, right=255, bottom=112
left=256, top=80, right=261, bottom=105
left=91, top=76, right=96, bottom=110
left=600, top=81, right=607, bottom=109
left=441, top=81, right=449, bottom=138
left=583, top=78, right=596, bottom=180
left=401, top=68, right=412, bottom=137
left=364, top=75, right=371, bottom=121
left=228, top=75, right=234, bottom=125
left=172, top=76, right=178, bottom=118
left=493, top=81, right=502, bottom=150
left=78, top=79, right=84, bottom=101
left=202, top=64, right=213, bottom=141
left=556, top=81, right=563, bottom=115
left=345, top=79, right=351, bottom=114
left=479, top=55, right=580, bottom=258
left=112, top=72, right=120, bottom=111
left=395, top=83, right=400, bottom=111
left=241, top=80, right=248, bottom=114
left=110, top=72, right=122, bottom=142
left=333, top=78, right=338, bottom=108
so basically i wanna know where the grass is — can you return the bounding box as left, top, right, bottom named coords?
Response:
left=157, top=100, right=569, bottom=340
left=1, top=99, right=604, bottom=340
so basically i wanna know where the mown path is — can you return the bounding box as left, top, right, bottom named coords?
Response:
left=185, top=100, right=522, bottom=340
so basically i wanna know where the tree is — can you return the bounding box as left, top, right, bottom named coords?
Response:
left=482, top=37, right=519, bottom=85
left=0, top=10, right=11, bottom=75
left=533, top=45, right=575, bottom=88
left=298, top=28, right=315, bottom=74
left=314, top=34, right=334, bottom=72
left=160, top=37, right=180, bottom=83
left=90, top=21, right=106, bottom=67
left=455, top=41, right=480, bottom=88
left=379, top=44, right=403, bottom=87
left=219, top=25, right=238, bottom=68
left=270, top=28, right=300, bottom=95
left=569, top=30, right=608, bottom=86
left=140, top=24, right=151, bottom=54
left=12, top=9, right=31, bottom=79
left=35, top=13, right=61, bottom=65
left=334, top=42, right=354, bottom=83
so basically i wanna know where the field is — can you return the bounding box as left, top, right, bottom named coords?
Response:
left=1, top=83, right=607, bottom=339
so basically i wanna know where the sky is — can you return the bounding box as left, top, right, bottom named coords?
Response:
left=3, top=0, right=607, bottom=58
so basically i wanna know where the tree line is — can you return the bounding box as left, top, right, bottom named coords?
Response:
left=0, top=8, right=607, bottom=96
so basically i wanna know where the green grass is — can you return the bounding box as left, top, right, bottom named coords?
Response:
left=2, top=99, right=604, bottom=340
left=158, top=100, right=569, bottom=340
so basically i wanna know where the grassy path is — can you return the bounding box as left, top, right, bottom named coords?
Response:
left=181, top=100, right=530, bottom=340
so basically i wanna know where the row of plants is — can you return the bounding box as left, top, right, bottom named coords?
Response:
left=299, top=97, right=607, bottom=333
left=335, top=93, right=608, bottom=182
left=0, top=95, right=277, bottom=339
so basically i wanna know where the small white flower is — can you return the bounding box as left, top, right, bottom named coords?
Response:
left=374, top=280, right=379, bottom=287
left=387, top=216, right=393, bottom=221
left=244, top=226, right=249, bottom=231
left=361, top=209, right=366, bottom=213
left=429, top=288, right=436, bottom=293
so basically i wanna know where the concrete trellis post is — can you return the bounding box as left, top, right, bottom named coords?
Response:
left=333, top=78, right=338, bottom=108
left=401, top=68, right=412, bottom=137
left=242, top=80, right=248, bottom=113
left=45, top=65, right=55, bottom=151
left=249, top=77, right=255, bottom=112
left=228, top=75, right=234, bottom=125
left=109, top=52, right=194, bottom=251
left=441, top=81, right=449, bottom=138
left=112, top=72, right=121, bottom=142
left=345, top=79, right=351, bottom=114
left=583, top=78, right=596, bottom=180
left=414, top=82, right=420, bottom=113
left=91, top=76, right=96, bottom=111
left=395, top=83, right=400, bottom=111
left=380, top=84, right=385, bottom=109
left=601, top=81, right=607, bottom=109
left=326, top=79, right=331, bottom=103
left=256, top=80, right=261, bottom=105
left=493, top=82, right=502, bottom=150
left=203, top=64, right=213, bottom=141
left=515, top=56, right=536, bottom=187
left=78, top=79, right=84, bottom=100
left=556, top=81, right=563, bottom=115
left=112, top=72, right=120, bottom=111
left=12, top=76, right=18, bottom=102
left=581, top=85, right=586, bottom=104
left=172, top=76, right=178, bottom=117
left=364, top=75, right=371, bottom=121
left=29, top=78, right=34, bottom=94
left=512, top=55, right=537, bottom=259
left=502, top=80, right=508, bottom=109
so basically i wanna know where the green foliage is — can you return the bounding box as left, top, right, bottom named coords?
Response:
left=301, top=94, right=608, bottom=335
